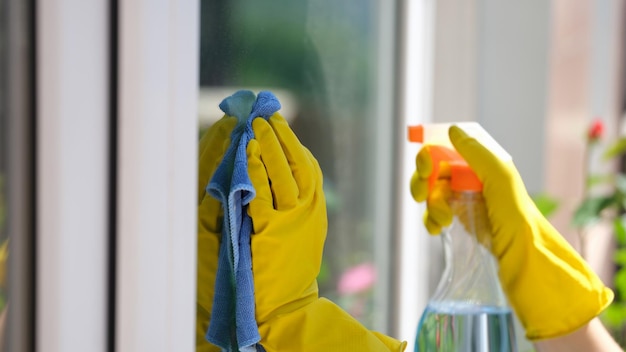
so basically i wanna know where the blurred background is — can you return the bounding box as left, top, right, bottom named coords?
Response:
left=2, top=0, right=626, bottom=351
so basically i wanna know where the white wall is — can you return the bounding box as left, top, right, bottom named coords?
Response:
left=476, top=1, right=551, bottom=195
left=433, top=1, right=551, bottom=195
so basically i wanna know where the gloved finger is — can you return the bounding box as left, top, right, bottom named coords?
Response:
left=252, top=117, right=299, bottom=210
left=424, top=206, right=453, bottom=235
left=303, top=146, right=324, bottom=193
left=425, top=179, right=453, bottom=230
left=198, top=115, right=238, bottom=204
left=198, top=115, right=236, bottom=183
left=410, top=171, right=426, bottom=202
left=412, top=146, right=454, bottom=202
left=266, top=113, right=316, bottom=198
left=410, top=146, right=433, bottom=202
left=448, top=125, right=500, bottom=181
left=424, top=212, right=443, bottom=235
left=197, top=229, right=221, bottom=301
left=198, top=194, right=224, bottom=234
left=247, top=139, right=274, bottom=212
left=416, top=146, right=434, bottom=178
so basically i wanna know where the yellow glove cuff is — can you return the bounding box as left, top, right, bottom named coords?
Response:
left=500, top=212, right=614, bottom=341
left=258, top=298, right=406, bottom=352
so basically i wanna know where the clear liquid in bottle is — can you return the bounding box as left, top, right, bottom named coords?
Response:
left=416, top=303, right=515, bottom=352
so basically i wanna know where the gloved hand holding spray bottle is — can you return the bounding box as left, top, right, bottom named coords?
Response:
left=409, top=123, right=615, bottom=351
left=409, top=123, right=517, bottom=351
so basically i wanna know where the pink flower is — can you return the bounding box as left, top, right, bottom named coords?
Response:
left=337, top=262, right=377, bottom=295
left=588, top=118, right=604, bottom=142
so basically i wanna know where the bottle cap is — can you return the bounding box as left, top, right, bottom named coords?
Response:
left=449, top=161, right=482, bottom=192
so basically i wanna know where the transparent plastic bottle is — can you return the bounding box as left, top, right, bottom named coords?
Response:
left=415, top=162, right=517, bottom=352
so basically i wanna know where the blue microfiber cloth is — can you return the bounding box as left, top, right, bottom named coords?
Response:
left=206, top=90, right=280, bottom=352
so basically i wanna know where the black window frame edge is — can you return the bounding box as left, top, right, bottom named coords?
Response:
left=107, top=0, right=118, bottom=351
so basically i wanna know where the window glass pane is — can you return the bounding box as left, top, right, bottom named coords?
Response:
left=199, top=0, right=390, bottom=329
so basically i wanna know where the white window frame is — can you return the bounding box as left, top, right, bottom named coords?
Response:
left=37, top=1, right=199, bottom=351
left=37, top=1, right=110, bottom=351
left=116, top=0, right=198, bottom=351
left=395, top=0, right=435, bottom=349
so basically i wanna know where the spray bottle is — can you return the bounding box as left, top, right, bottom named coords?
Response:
left=408, top=123, right=517, bottom=352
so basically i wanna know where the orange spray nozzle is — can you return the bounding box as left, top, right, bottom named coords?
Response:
left=449, top=161, right=482, bottom=192
left=408, top=125, right=425, bottom=143
left=408, top=123, right=492, bottom=192
left=408, top=124, right=465, bottom=192
left=420, top=145, right=464, bottom=192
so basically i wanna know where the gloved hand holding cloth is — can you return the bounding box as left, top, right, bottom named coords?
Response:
left=411, top=125, right=613, bottom=341
left=197, top=90, right=406, bottom=351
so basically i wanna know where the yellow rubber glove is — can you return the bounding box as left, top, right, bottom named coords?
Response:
left=411, top=125, right=613, bottom=341
left=196, top=116, right=237, bottom=352
left=247, top=114, right=406, bottom=351
left=410, top=145, right=458, bottom=235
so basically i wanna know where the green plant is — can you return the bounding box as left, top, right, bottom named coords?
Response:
left=570, top=118, right=626, bottom=346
